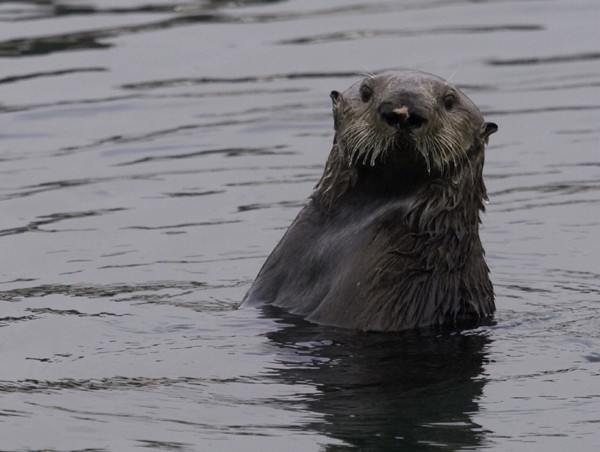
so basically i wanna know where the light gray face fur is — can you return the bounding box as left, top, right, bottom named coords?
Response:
left=331, top=70, right=487, bottom=174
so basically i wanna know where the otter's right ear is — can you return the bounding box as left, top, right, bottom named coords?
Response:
left=330, top=90, right=341, bottom=106
left=330, top=90, right=342, bottom=131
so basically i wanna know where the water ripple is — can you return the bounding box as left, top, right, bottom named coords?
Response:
left=278, top=24, right=543, bottom=45
left=0, top=67, right=107, bottom=86
left=117, top=147, right=290, bottom=166
left=488, top=52, right=600, bottom=66
left=0, top=376, right=209, bottom=394
left=0, top=208, right=126, bottom=237
left=0, top=281, right=206, bottom=302
left=120, top=71, right=362, bottom=91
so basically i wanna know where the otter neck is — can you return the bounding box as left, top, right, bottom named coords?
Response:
left=314, top=142, right=488, bottom=228
left=353, top=153, right=435, bottom=197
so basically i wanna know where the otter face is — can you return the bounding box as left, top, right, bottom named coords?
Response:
left=331, top=70, right=497, bottom=174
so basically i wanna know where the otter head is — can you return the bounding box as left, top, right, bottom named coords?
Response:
left=330, top=70, right=497, bottom=175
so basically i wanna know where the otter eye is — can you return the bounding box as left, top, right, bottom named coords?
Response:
left=443, top=93, right=456, bottom=110
left=360, top=84, right=373, bottom=102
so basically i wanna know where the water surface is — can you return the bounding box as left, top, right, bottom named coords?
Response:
left=1, top=0, right=599, bottom=450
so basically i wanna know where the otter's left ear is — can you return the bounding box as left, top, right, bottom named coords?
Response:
left=482, top=122, right=498, bottom=144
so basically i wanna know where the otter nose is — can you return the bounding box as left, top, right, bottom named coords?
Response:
left=379, top=101, right=427, bottom=130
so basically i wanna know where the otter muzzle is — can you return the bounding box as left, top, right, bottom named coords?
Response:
left=378, top=100, right=427, bottom=130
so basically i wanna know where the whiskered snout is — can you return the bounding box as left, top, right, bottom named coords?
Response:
left=378, top=99, right=428, bottom=130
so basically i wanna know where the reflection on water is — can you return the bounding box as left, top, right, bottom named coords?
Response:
left=0, top=0, right=599, bottom=450
left=264, top=307, right=492, bottom=450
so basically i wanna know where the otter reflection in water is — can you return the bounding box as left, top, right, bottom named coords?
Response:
left=263, top=307, right=492, bottom=450
left=243, top=70, right=498, bottom=331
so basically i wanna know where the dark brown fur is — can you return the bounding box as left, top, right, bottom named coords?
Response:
left=242, top=70, right=497, bottom=331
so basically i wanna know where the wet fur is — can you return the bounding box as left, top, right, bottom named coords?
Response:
left=243, top=70, right=497, bottom=331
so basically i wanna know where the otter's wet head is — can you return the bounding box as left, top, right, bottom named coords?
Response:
left=331, top=70, right=495, bottom=174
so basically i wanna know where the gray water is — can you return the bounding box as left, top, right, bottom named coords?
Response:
left=1, top=0, right=599, bottom=451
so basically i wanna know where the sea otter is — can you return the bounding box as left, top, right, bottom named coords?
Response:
left=242, top=70, right=498, bottom=332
